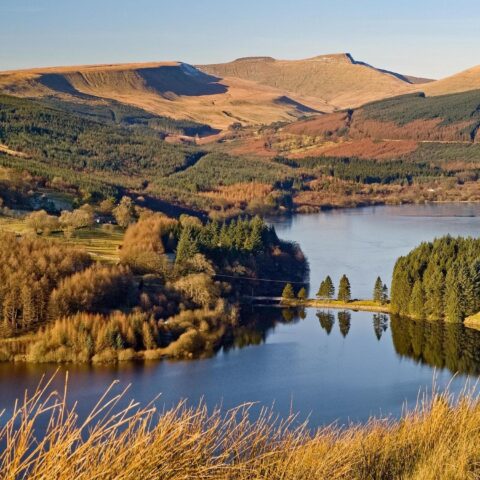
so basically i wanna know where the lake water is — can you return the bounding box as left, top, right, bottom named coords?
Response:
left=3, top=203, right=480, bottom=427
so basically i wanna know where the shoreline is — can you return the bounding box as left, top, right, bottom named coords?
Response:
left=281, top=298, right=391, bottom=314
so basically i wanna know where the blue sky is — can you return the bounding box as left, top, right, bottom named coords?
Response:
left=1, top=0, right=479, bottom=78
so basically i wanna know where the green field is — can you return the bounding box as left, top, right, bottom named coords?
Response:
left=0, top=216, right=124, bottom=262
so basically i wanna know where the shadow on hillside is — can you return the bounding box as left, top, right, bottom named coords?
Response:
left=139, top=65, right=227, bottom=97
left=38, top=74, right=96, bottom=99
left=274, top=95, right=321, bottom=114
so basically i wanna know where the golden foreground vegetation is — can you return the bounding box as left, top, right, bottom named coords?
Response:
left=2, top=376, right=480, bottom=479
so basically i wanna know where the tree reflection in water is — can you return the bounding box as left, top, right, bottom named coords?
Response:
left=227, top=307, right=480, bottom=377
left=391, top=315, right=480, bottom=376
left=338, top=311, right=351, bottom=338
left=373, top=314, right=389, bottom=340
left=222, top=307, right=304, bottom=351
left=317, top=311, right=335, bottom=335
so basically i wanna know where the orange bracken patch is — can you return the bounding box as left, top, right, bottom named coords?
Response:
left=283, top=112, right=349, bottom=137
left=200, top=182, right=273, bottom=204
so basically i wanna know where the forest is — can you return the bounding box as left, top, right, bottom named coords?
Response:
left=0, top=212, right=308, bottom=363
left=391, top=236, right=480, bottom=322
left=3, top=91, right=480, bottom=219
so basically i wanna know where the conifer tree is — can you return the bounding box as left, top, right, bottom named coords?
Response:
left=423, top=264, right=444, bottom=319
left=444, top=267, right=463, bottom=323
left=244, top=217, right=263, bottom=253
left=175, top=227, right=199, bottom=265
left=281, top=283, right=295, bottom=300
left=373, top=276, right=384, bottom=303
left=381, top=284, right=389, bottom=304
left=390, top=258, right=412, bottom=314
left=317, top=276, right=334, bottom=300
left=408, top=280, right=426, bottom=319
left=297, top=287, right=307, bottom=300
left=337, top=275, right=351, bottom=302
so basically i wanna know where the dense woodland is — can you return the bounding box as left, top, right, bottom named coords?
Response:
left=391, top=236, right=480, bottom=322
left=0, top=212, right=307, bottom=363
left=2, top=90, right=480, bottom=218
left=361, top=90, right=480, bottom=131
left=0, top=94, right=201, bottom=200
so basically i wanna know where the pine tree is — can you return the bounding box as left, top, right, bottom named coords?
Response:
left=175, top=226, right=199, bottom=265
left=408, top=280, right=426, bottom=319
left=390, top=258, right=412, bottom=314
left=244, top=217, right=263, bottom=253
left=469, top=259, right=480, bottom=314
left=444, top=267, right=463, bottom=323
left=337, top=275, right=351, bottom=302
left=297, top=287, right=307, bottom=300
left=281, top=283, right=295, bottom=300
left=373, top=277, right=383, bottom=303
left=317, top=276, right=334, bottom=300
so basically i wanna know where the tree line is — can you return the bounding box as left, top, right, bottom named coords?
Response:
left=282, top=275, right=388, bottom=303
left=391, top=236, right=480, bottom=322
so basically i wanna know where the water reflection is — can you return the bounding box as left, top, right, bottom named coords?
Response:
left=225, top=307, right=304, bottom=351
left=317, top=311, right=335, bottom=334
left=390, top=316, right=480, bottom=376
left=373, top=313, right=389, bottom=340
left=314, top=309, right=480, bottom=376
left=338, top=311, right=351, bottom=338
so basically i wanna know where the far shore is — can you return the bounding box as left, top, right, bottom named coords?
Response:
left=283, top=299, right=480, bottom=332
left=281, top=298, right=391, bottom=313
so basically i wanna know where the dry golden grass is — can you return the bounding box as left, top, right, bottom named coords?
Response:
left=200, top=54, right=413, bottom=109
left=3, top=375, right=480, bottom=479
left=422, top=65, right=480, bottom=96
left=0, top=62, right=329, bottom=130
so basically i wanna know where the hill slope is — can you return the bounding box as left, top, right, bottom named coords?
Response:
left=199, top=54, right=416, bottom=109
left=0, top=62, right=329, bottom=130
left=422, top=65, right=480, bottom=96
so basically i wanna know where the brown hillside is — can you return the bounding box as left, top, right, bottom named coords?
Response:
left=0, top=62, right=330, bottom=130
left=422, top=65, right=480, bottom=96
left=199, top=54, right=414, bottom=109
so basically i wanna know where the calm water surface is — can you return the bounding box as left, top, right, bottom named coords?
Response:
left=3, top=203, right=480, bottom=427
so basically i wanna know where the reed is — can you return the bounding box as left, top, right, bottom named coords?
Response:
left=1, top=376, right=480, bottom=479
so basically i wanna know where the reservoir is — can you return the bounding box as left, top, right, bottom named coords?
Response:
left=2, top=203, right=480, bottom=426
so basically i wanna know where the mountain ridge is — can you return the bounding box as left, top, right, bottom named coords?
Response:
left=0, top=54, right=479, bottom=132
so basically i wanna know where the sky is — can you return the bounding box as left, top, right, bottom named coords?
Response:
left=1, top=0, right=480, bottom=79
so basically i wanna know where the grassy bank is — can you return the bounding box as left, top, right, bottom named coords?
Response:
left=2, top=378, right=480, bottom=479
left=283, top=298, right=391, bottom=313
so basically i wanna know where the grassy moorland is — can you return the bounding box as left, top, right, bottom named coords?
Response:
left=2, top=378, right=480, bottom=480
